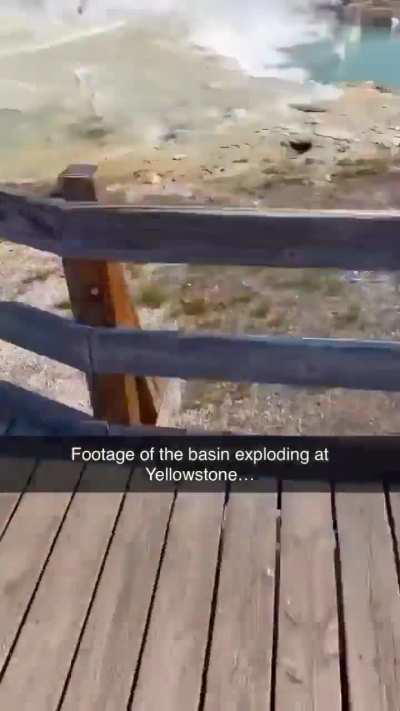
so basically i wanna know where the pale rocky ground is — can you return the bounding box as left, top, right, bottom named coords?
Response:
left=3, top=26, right=400, bottom=433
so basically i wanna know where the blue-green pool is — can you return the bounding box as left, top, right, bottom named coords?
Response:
left=288, top=28, right=400, bottom=89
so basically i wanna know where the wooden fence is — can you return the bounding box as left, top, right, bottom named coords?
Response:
left=1, top=163, right=400, bottom=431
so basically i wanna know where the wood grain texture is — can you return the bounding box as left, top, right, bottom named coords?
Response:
left=131, top=492, right=225, bottom=711
left=276, top=484, right=341, bottom=710
left=0, top=463, right=129, bottom=711
left=60, top=166, right=158, bottom=425
left=4, top=302, right=400, bottom=391
left=335, top=486, right=400, bottom=711
left=60, top=205, right=400, bottom=268
left=62, top=486, right=174, bottom=710
left=204, top=491, right=278, bottom=711
left=92, top=327, right=400, bottom=391
left=0, top=301, right=90, bottom=372
left=0, top=460, right=82, bottom=673
left=63, top=259, right=158, bottom=425
left=0, top=457, right=36, bottom=534
left=3, top=188, right=400, bottom=268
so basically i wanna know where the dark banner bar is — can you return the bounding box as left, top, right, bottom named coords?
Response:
left=0, top=436, right=400, bottom=491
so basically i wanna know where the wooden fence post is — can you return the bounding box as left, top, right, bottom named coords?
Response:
left=58, top=163, right=158, bottom=425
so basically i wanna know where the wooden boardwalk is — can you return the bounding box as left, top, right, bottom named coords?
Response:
left=1, top=456, right=400, bottom=710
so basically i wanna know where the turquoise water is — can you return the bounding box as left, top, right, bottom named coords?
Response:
left=302, top=29, right=400, bottom=88
left=334, top=31, right=400, bottom=87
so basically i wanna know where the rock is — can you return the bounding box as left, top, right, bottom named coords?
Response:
left=289, top=103, right=327, bottom=113
left=172, top=154, right=188, bottom=161
left=133, top=170, right=162, bottom=185
left=375, top=85, right=392, bottom=94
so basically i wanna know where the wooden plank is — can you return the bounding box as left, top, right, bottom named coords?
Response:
left=61, top=483, right=174, bottom=710
left=4, top=188, right=400, bottom=268
left=131, top=492, right=225, bottom=711
left=61, top=205, right=400, bottom=269
left=5, top=302, right=400, bottom=391
left=0, top=301, right=90, bottom=372
left=57, top=163, right=98, bottom=188
left=276, top=485, right=341, bottom=710
left=63, top=261, right=158, bottom=424
left=204, top=491, right=278, bottom=711
left=335, top=486, right=400, bottom=710
left=0, top=463, right=129, bottom=710
left=0, top=189, right=62, bottom=254
left=0, top=380, right=102, bottom=431
left=50, top=419, right=109, bottom=435
left=92, top=328, right=400, bottom=392
left=0, top=457, right=36, bottom=535
left=0, top=459, right=82, bottom=672
left=59, top=164, right=158, bottom=425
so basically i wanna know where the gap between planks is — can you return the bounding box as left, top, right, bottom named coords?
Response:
left=334, top=483, right=400, bottom=711
left=0, top=462, right=128, bottom=710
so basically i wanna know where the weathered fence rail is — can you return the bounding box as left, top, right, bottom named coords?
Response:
left=2, top=302, right=400, bottom=392
left=1, top=163, right=400, bottom=432
left=3, top=189, right=400, bottom=269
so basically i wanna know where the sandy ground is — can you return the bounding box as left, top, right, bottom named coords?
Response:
left=2, top=22, right=400, bottom=433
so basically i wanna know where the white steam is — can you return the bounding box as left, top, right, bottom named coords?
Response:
left=2, top=0, right=335, bottom=77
